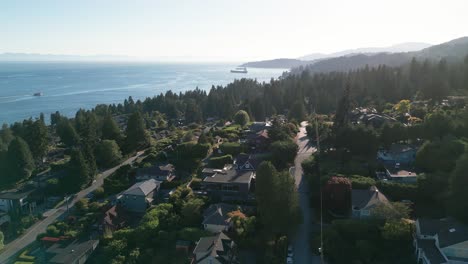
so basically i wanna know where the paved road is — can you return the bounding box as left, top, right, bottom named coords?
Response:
left=0, top=151, right=144, bottom=263
left=291, top=121, right=321, bottom=264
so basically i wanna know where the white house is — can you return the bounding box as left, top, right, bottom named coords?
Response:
left=414, top=218, right=468, bottom=264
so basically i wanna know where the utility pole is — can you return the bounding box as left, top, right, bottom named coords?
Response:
left=65, top=194, right=70, bottom=215
left=313, top=107, right=325, bottom=264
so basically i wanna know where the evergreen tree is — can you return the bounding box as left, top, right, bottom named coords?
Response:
left=62, top=148, right=90, bottom=192
left=7, top=137, right=35, bottom=181
left=102, top=114, right=122, bottom=142
left=289, top=100, right=307, bottom=121
left=25, top=118, right=49, bottom=161
left=95, top=140, right=123, bottom=168
left=333, top=82, right=351, bottom=132
left=449, top=153, right=468, bottom=223
left=125, top=111, right=150, bottom=153
left=256, top=162, right=301, bottom=235
left=233, top=110, right=250, bottom=127
left=57, top=119, right=80, bottom=147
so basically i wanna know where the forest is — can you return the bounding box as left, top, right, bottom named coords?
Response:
left=1, top=56, right=468, bottom=190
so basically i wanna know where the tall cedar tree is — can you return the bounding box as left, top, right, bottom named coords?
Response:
left=25, top=118, right=49, bottom=161
left=255, top=161, right=301, bottom=235
left=63, top=148, right=90, bottom=192
left=125, top=111, right=150, bottom=153
left=56, top=118, right=80, bottom=147
left=101, top=114, right=122, bottom=143
left=333, top=82, right=351, bottom=132
left=7, top=137, right=35, bottom=182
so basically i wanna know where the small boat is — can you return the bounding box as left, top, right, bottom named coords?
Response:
left=33, top=92, right=43, bottom=96
left=231, top=67, right=248, bottom=73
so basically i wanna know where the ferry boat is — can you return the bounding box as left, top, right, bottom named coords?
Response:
left=33, top=92, right=43, bottom=96
left=230, top=67, right=248, bottom=73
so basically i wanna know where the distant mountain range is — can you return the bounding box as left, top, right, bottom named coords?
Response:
left=298, top=42, right=431, bottom=61
left=241, top=37, right=468, bottom=74
left=0, top=53, right=133, bottom=61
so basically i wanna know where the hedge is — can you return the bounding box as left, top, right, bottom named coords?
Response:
left=208, top=155, right=233, bottom=169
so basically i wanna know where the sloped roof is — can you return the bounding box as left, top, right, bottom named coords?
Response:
left=203, top=169, right=254, bottom=184
left=102, top=205, right=128, bottom=228
left=419, top=218, right=468, bottom=248
left=235, top=153, right=261, bottom=170
left=352, top=186, right=389, bottom=211
left=123, top=179, right=161, bottom=196
left=417, top=239, right=447, bottom=264
left=47, top=239, right=99, bottom=264
left=193, top=232, right=237, bottom=264
left=202, top=203, right=240, bottom=226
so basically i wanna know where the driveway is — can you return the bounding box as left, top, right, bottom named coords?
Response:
left=291, top=121, right=321, bottom=264
left=0, top=151, right=144, bottom=263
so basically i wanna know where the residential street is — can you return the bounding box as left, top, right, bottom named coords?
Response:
left=291, top=121, right=321, bottom=264
left=0, top=151, right=144, bottom=264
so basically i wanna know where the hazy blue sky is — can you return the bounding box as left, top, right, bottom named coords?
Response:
left=1, top=0, right=467, bottom=61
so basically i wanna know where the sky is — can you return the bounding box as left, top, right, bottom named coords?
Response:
left=1, top=0, right=468, bottom=62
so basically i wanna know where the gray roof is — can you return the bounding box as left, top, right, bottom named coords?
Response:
left=123, top=179, right=161, bottom=196
left=47, top=239, right=99, bottom=264
left=235, top=154, right=261, bottom=171
left=417, top=239, right=447, bottom=264
left=419, top=218, right=468, bottom=248
left=352, top=186, right=389, bottom=211
left=203, top=169, right=254, bottom=184
left=202, top=203, right=240, bottom=226
left=193, top=232, right=237, bottom=264
left=0, top=189, right=33, bottom=200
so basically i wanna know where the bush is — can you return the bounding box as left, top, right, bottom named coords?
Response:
left=208, top=155, right=233, bottom=169
left=219, top=142, right=242, bottom=156
left=349, top=175, right=376, bottom=189
left=46, top=225, right=60, bottom=237
left=270, top=140, right=298, bottom=169
left=94, top=187, right=105, bottom=199
left=18, top=250, right=35, bottom=262
left=376, top=181, right=418, bottom=201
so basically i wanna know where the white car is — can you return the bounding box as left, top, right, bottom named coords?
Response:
left=286, top=256, right=293, bottom=264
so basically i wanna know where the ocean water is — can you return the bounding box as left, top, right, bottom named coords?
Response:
left=0, top=62, right=286, bottom=124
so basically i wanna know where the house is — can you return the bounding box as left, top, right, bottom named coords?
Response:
left=201, top=165, right=233, bottom=179
left=350, top=107, right=398, bottom=128
left=351, top=186, right=390, bottom=219
left=384, top=165, right=418, bottom=184
left=0, top=189, right=34, bottom=214
left=192, top=232, right=238, bottom=264
left=118, top=179, right=161, bottom=213
left=377, top=144, right=418, bottom=165
left=46, top=239, right=99, bottom=264
left=136, top=164, right=175, bottom=182
left=234, top=153, right=260, bottom=171
left=202, top=203, right=243, bottom=233
left=248, top=121, right=271, bottom=133
left=201, top=169, right=254, bottom=201
left=414, top=218, right=468, bottom=264
left=100, top=205, right=128, bottom=233
left=246, top=129, right=271, bottom=151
